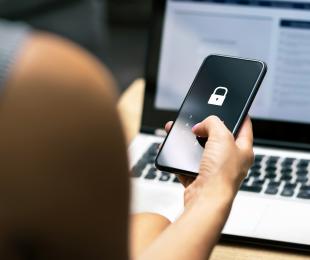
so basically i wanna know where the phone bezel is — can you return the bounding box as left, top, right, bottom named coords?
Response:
left=155, top=55, right=267, bottom=176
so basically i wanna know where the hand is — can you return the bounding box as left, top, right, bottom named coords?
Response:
left=165, top=116, right=254, bottom=209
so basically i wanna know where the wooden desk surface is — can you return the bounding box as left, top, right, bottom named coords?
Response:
left=118, top=79, right=309, bottom=260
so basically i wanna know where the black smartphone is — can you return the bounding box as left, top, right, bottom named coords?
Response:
left=155, top=55, right=267, bottom=176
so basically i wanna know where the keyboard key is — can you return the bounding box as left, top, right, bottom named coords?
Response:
left=133, top=148, right=310, bottom=200
left=297, top=166, right=309, bottom=172
left=131, top=165, right=143, bottom=178
left=255, top=154, right=264, bottom=161
left=297, top=190, right=310, bottom=199
left=173, top=177, right=181, bottom=183
left=300, top=185, right=310, bottom=191
left=159, top=172, right=170, bottom=182
left=143, top=144, right=159, bottom=159
left=281, top=188, right=294, bottom=197
left=281, top=158, right=295, bottom=167
left=281, top=167, right=292, bottom=175
left=266, top=165, right=277, bottom=172
left=145, top=168, right=157, bottom=180
left=268, top=164, right=277, bottom=170
left=131, top=143, right=161, bottom=179
left=242, top=177, right=250, bottom=184
left=265, top=186, right=278, bottom=195
left=145, top=144, right=159, bottom=156
left=266, top=156, right=279, bottom=164
left=281, top=174, right=292, bottom=181
left=132, top=158, right=149, bottom=178
left=144, top=155, right=156, bottom=164
left=136, top=158, right=148, bottom=170
left=249, top=170, right=260, bottom=178
left=297, top=169, right=308, bottom=176
left=297, top=160, right=310, bottom=168
left=253, top=179, right=265, bottom=186
left=146, top=149, right=158, bottom=157
left=268, top=181, right=281, bottom=187
left=149, top=143, right=160, bottom=151
left=265, top=172, right=277, bottom=179
left=240, top=185, right=262, bottom=193
left=149, top=166, right=157, bottom=172
left=296, top=175, right=308, bottom=183
left=251, top=163, right=261, bottom=171
left=284, top=182, right=296, bottom=189
left=281, top=162, right=292, bottom=167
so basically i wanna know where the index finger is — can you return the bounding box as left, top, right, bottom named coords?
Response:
left=192, top=115, right=230, bottom=140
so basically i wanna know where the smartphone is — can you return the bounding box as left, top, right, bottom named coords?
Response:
left=155, top=55, right=267, bottom=176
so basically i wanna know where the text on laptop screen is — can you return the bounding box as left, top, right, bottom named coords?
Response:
left=155, top=0, right=310, bottom=124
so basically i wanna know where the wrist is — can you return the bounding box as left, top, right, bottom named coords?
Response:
left=181, top=187, right=234, bottom=244
left=195, top=188, right=234, bottom=213
left=197, top=175, right=236, bottom=203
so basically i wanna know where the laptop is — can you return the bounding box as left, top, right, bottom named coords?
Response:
left=129, top=0, right=310, bottom=251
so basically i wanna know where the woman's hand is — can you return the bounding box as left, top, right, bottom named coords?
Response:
left=165, top=115, right=254, bottom=209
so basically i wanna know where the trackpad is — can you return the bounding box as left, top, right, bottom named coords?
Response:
left=254, top=200, right=310, bottom=245
left=223, top=194, right=310, bottom=246
left=223, top=193, right=268, bottom=236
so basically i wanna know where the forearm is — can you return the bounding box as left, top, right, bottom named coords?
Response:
left=130, top=213, right=171, bottom=259
left=137, top=194, right=233, bottom=260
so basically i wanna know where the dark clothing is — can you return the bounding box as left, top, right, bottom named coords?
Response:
left=0, top=0, right=107, bottom=89
left=0, top=0, right=107, bottom=60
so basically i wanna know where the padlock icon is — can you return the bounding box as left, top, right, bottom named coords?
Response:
left=208, top=86, right=228, bottom=106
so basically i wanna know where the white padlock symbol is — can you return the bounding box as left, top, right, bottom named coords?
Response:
left=208, top=86, right=228, bottom=106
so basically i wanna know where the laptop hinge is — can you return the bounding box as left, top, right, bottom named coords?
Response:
left=254, top=138, right=310, bottom=152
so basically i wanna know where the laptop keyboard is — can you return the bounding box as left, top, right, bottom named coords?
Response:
left=131, top=143, right=180, bottom=183
left=131, top=143, right=310, bottom=199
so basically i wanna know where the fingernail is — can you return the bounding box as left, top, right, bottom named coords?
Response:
left=192, top=123, right=200, bottom=131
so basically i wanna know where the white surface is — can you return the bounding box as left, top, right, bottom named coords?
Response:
left=223, top=192, right=310, bottom=245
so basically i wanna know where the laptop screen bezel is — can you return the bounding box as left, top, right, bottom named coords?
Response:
left=142, top=0, right=310, bottom=149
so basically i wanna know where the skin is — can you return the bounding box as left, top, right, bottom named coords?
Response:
left=0, top=33, right=129, bottom=259
left=135, top=116, right=254, bottom=260
left=0, top=31, right=253, bottom=259
left=130, top=213, right=171, bottom=258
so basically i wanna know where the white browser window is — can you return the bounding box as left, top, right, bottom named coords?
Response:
left=155, top=0, right=310, bottom=124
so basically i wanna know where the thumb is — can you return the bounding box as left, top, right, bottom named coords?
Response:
left=192, top=116, right=229, bottom=139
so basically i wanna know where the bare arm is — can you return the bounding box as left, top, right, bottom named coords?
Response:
left=130, top=213, right=171, bottom=258
left=136, top=116, right=254, bottom=260
left=137, top=194, right=232, bottom=260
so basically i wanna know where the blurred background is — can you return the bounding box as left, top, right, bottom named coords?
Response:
left=106, top=0, right=152, bottom=91
left=0, top=0, right=152, bottom=92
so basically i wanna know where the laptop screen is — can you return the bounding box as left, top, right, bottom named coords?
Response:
left=155, top=0, right=310, bottom=125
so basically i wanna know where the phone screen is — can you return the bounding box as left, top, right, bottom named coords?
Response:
left=156, top=55, right=266, bottom=175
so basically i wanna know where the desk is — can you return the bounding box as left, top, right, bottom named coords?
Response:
left=118, top=79, right=309, bottom=260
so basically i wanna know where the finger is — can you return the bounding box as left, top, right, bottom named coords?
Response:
left=235, top=116, right=253, bottom=151
left=192, top=115, right=229, bottom=139
left=165, top=121, right=173, bottom=133
left=177, top=174, right=195, bottom=188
